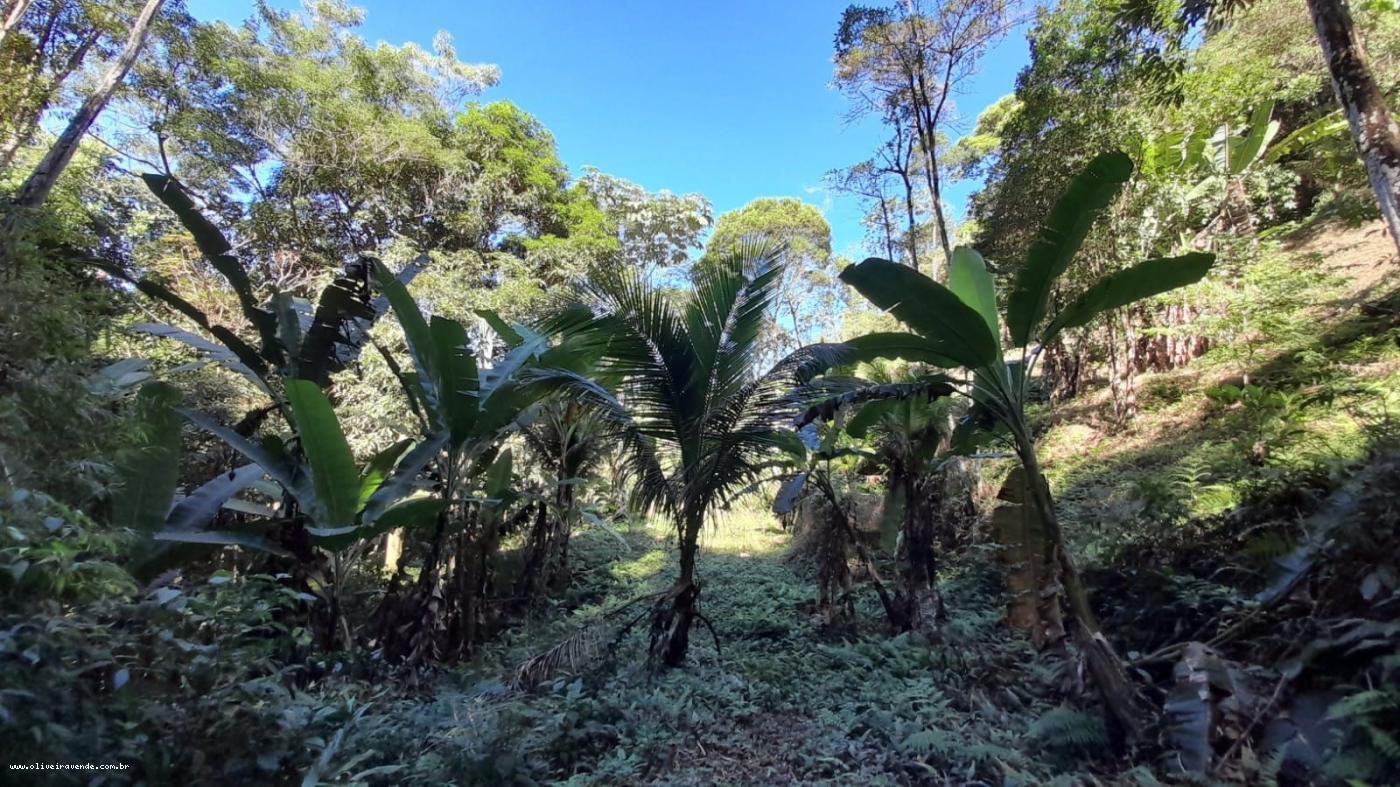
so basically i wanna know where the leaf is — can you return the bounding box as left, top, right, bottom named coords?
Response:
left=839, top=258, right=999, bottom=369
left=772, top=473, right=807, bottom=515
left=480, top=448, right=515, bottom=525
left=844, top=400, right=897, bottom=439
left=130, top=323, right=272, bottom=396
left=1041, top=252, right=1215, bottom=342
left=429, top=316, right=478, bottom=448
left=947, top=246, right=1000, bottom=344
left=271, top=293, right=307, bottom=374
left=152, top=529, right=291, bottom=557
left=373, top=260, right=438, bottom=407
left=357, top=439, right=413, bottom=512
left=484, top=448, right=513, bottom=501
left=361, top=434, right=447, bottom=524
left=113, top=383, right=182, bottom=533
left=178, top=409, right=304, bottom=502
left=840, top=332, right=959, bottom=368
left=1227, top=102, right=1279, bottom=176
left=284, top=380, right=360, bottom=528
left=165, top=464, right=266, bottom=532
left=1163, top=642, right=1216, bottom=775
left=298, top=265, right=376, bottom=386
left=128, top=463, right=265, bottom=581
left=142, top=174, right=281, bottom=365
left=795, top=377, right=957, bottom=429
left=346, top=496, right=447, bottom=548
left=1006, top=151, right=1134, bottom=347
left=880, top=483, right=906, bottom=553
left=1264, top=111, right=1346, bottom=163
left=474, top=309, right=525, bottom=347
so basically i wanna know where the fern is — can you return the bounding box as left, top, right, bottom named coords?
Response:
left=1028, top=706, right=1109, bottom=752
left=1326, top=689, right=1400, bottom=720
left=900, top=727, right=951, bottom=757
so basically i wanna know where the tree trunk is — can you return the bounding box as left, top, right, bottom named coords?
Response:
left=1308, top=0, right=1400, bottom=257
left=651, top=512, right=703, bottom=667
left=898, top=165, right=921, bottom=272
left=991, top=466, right=1066, bottom=650
left=898, top=473, right=943, bottom=633
left=1015, top=437, right=1149, bottom=745
left=12, top=0, right=165, bottom=209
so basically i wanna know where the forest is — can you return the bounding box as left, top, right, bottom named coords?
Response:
left=1, top=0, right=1398, bottom=783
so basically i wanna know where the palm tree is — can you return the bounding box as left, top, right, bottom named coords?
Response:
left=531, top=242, right=842, bottom=665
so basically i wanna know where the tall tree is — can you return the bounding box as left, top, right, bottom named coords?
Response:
left=828, top=159, right=900, bottom=262
left=578, top=166, right=712, bottom=284
left=0, top=0, right=34, bottom=48
left=1307, top=0, right=1400, bottom=256
left=0, top=0, right=120, bottom=173
left=704, top=198, right=843, bottom=358
left=835, top=0, right=1012, bottom=274
left=12, top=0, right=164, bottom=208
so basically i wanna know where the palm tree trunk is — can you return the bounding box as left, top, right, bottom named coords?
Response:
left=1308, top=0, right=1400, bottom=257
left=652, top=511, right=703, bottom=666
left=12, top=0, right=165, bottom=209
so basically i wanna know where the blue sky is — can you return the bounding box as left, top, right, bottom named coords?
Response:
left=191, top=0, right=1031, bottom=259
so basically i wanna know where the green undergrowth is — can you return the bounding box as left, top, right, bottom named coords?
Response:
left=1039, top=274, right=1400, bottom=571
left=304, top=516, right=1097, bottom=785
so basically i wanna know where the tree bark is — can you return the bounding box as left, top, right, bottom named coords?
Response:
left=1308, top=0, right=1400, bottom=258
left=652, top=510, right=703, bottom=667
left=12, top=0, right=165, bottom=209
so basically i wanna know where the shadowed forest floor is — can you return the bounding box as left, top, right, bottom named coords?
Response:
left=336, top=516, right=1077, bottom=786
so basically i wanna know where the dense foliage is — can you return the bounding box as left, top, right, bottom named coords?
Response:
left=2, top=0, right=1399, bottom=784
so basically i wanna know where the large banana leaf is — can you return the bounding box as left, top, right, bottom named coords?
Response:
left=297, top=266, right=376, bottom=386
left=129, top=463, right=267, bottom=581
left=285, top=380, right=361, bottom=528
left=840, top=332, right=959, bottom=368
left=844, top=399, right=898, bottom=439
left=152, top=529, right=290, bottom=557
left=1263, top=110, right=1345, bottom=164
left=360, top=433, right=448, bottom=523
left=947, top=246, right=999, bottom=343
left=795, top=377, right=957, bottom=429
left=1226, top=102, right=1279, bottom=176
left=772, top=473, right=807, bottom=515
left=475, top=309, right=525, bottom=347
left=374, top=261, right=439, bottom=408
left=129, top=323, right=272, bottom=396
left=480, top=448, right=515, bottom=526
left=320, top=495, right=447, bottom=550
left=142, top=174, right=280, bottom=365
left=1040, top=252, right=1215, bottom=343
left=1006, top=151, right=1133, bottom=347
left=356, top=439, right=413, bottom=511
left=840, top=258, right=999, bottom=369
left=164, top=463, right=266, bottom=533
left=429, top=316, right=479, bottom=448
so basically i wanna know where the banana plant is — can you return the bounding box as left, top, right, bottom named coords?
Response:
left=814, top=151, right=1216, bottom=741
left=767, top=422, right=906, bottom=628
left=120, top=378, right=446, bottom=581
